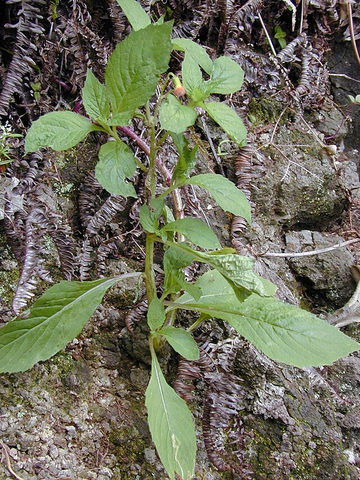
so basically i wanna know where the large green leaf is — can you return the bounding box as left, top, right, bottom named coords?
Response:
left=204, top=101, right=247, bottom=146
left=160, top=217, right=221, bottom=249
left=116, top=0, right=151, bottom=31
left=194, top=251, right=277, bottom=298
left=158, top=326, right=199, bottom=360
left=145, top=352, right=196, bottom=479
left=171, top=38, right=213, bottom=75
left=0, top=274, right=141, bottom=373
left=82, top=70, right=110, bottom=121
left=105, top=22, right=172, bottom=123
left=170, top=133, right=198, bottom=184
left=176, top=270, right=360, bottom=368
left=159, top=94, right=197, bottom=133
left=95, top=140, right=137, bottom=197
left=25, top=111, right=98, bottom=153
left=182, top=173, right=251, bottom=223
left=182, top=54, right=209, bottom=102
left=206, top=56, right=244, bottom=95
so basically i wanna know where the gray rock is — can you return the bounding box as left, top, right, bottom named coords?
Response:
left=285, top=230, right=356, bottom=307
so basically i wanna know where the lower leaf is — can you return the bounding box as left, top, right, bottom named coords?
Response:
left=145, top=351, right=196, bottom=479
left=0, top=273, right=141, bottom=373
left=176, top=270, right=360, bottom=368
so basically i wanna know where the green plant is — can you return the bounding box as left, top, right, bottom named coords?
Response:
left=0, top=122, right=22, bottom=166
left=274, top=26, right=287, bottom=49
left=0, top=1, right=359, bottom=478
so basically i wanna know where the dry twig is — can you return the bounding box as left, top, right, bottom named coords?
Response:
left=259, top=238, right=360, bottom=258
left=0, top=440, right=25, bottom=480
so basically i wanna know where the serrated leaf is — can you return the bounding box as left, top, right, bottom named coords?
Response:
left=182, top=173, right=251, bottom=223
left=171, top=38, right=213, bottom=75
left=159, top=326, right=199, bottom=360
left=182, top=54, right=208, bottom=102
left=83, top=70, right=110, bottom=121
left=145, top=353, right=196, bottom=479
left=159, top=95, right=198, bottom=133
left=139, top=198, right=165, bottom=233
left=106, top=112, right=135, bottom=126
left=0, top=274, right=141, bottom=373
left=160, top=218, right=221, bottom=249
left=171, top=132, right=198, bottom=184
left=95, top=140, right=137, bottom=197
left=206, top=56, right=244, bottom=95
left=25, top=112, right=98, bottom=153
left=194, top=251, right=277, bottom=297
left=147, top=297, right=166, bottom=331
left=204, top=101, right=247, bottom=146
left=105, top=22, right=172, bottom=122
left=176, top=270, right=360, bottom=367
left=116, top=0, right=151, bottom=31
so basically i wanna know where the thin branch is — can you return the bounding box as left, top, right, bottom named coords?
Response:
left=259, top=238, right=360, bottom=258
left=347, top=0, right=360, bottom=69
left=117, top=126, right=184, bottom=219
left=258, top=13, right=277, bottom=56
left=0, top=440, right=25, bottom=480
left=328, top=73, right=360, bottom=84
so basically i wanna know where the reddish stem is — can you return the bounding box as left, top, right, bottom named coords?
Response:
left=117, top=126, right=172, bottom=185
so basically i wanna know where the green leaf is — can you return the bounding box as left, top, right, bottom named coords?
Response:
left=206, top=56, right=244, bottom=95
left=105, top=22, right=172, bottom=122
left=194, top=251, right=277, bottom=298
left=159, top=95, right=198, bottom=133
left=182, top=54, right=208, bottom=102
left=145, top=353, right=196, bottom=479
left=82, top=70, right=110, bottom=121
left=183, top=173, right=251, bottom=223
left=139, top=198, right=165, bottom=233
left=116, top=0, right=151, bottom=31
left=25, top=111, right=98, bottom=153
left=204, top=101, right=247, bottom=146
left=0, top=274, right=141, bottom=373
left=176, top=270, right=360, bottom=367
left=95, top=140, right=137, bottom=197
left=167, top=272, right=202, bottom=301
left=171, top=38, right=213, bottom=75
left=171, top=133, right=198, bottom=184
left=160, top=217, right=221, bottom=249
left=163, top=245, right=194, bottom=287
left=163, top=246, right=200, bottom=300
left=148, top=298, right=166, bottom=331
left=158, top=326, right=199, bottom=360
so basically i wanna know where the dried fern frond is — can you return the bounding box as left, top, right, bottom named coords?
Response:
left=175, top=336, right=251, bottom=475
left=0, top=0, right=45, bottom=115
left=231, top=146, right=254, bottom=255
left=125, top=296, right=149, bottom=333
left=97, top=235, right=124, bottom=277
left=11, top=208, right=46, bottom=317
left=86, top=195, right=127, bottom=238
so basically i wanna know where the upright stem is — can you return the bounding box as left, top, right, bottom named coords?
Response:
left=145, top=232, right=157, bottom=304
left=144, top=113, right=158, bottom=305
